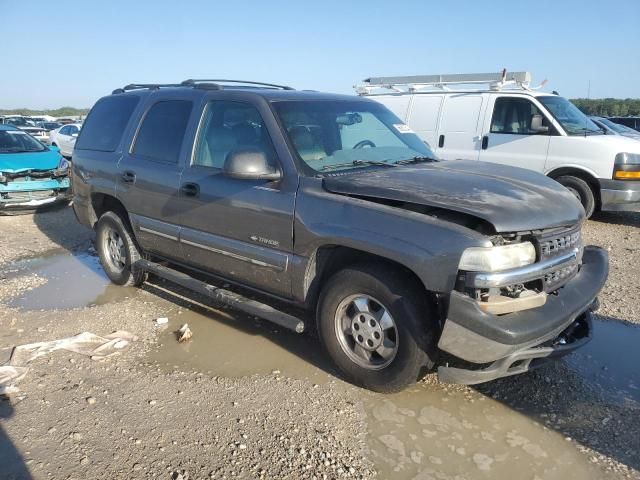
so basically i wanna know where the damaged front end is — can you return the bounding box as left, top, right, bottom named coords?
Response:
left=0, top=166, right=71, bottom=212
left=437, top=223, right=609, bottom=384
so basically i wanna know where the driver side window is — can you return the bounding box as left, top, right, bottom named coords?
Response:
left=193, top=101, right=277, bottom=169
left=490, top=97, right=547, bottom=135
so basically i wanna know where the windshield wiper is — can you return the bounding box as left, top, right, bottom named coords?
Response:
left=394, top=156, right=437, bottom=165
left=320, top=160, right=398, bottom=171
left=571, top=127, right=602, bottom=135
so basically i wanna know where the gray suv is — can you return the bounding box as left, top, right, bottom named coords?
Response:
left=72, top=79, right=608, bottom=392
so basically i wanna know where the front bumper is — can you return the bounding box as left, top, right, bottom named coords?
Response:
left=0, top=177, right=71, bottom=212
left=437, top=246, right=608, bottom=384
left=599, top=179, right=640, bottom=212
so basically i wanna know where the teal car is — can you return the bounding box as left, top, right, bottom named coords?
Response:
left=0, top=125, right=71, bottom=213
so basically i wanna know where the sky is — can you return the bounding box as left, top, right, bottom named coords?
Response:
left=1, top=0, right=639, bottom=109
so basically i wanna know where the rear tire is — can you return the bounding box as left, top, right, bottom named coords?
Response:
left=556, top=175, right=595, bottom=218
left=317, top=263, right=438, bottom=393
left=96, top=211, right=146, bottom=287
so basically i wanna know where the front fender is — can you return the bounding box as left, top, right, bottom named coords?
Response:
left=293, top=178, right=489, bottom=297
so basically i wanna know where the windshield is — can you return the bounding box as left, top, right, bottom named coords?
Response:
left=273, top=100, right=434, bottom=173
left=5, top=117, right=36, bottom=128
left=538, top=96, right=602, bottom=135
left=599, top=117, right=638, bottom=135
left=0, top=129, right=47, bottom=153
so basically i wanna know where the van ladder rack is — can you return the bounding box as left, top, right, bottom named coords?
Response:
left=355, top=70, right=533, bottom=95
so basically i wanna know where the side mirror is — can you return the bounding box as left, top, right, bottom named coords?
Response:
left=223, top=147, right=281, bottom=181
left=530, top=114, right=549, bottom=134
left=49, top=145, right=60, bottom=152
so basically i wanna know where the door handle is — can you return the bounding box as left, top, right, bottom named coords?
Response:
left=121, top=171, right=136, bottom=183
left=180, top=182, right=200, bottom=197
left=438, top=134, right=445, bottom=148
left=481, top=136, right=489, bottom=150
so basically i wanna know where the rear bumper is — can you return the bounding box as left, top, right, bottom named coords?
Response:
left=599, top=179, right=640, bottom=212
left=436, top=246, right=608, bottom=384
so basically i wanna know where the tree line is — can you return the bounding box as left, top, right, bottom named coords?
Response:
left=570, top=98, right=640, bottom=117
left=0, top=107, right=89, bottom=118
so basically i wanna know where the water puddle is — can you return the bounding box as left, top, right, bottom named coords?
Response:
left=362, top=384, right=611, bottom=480
left=567, top=317, right=640, bottom=406
left=7, top=252, right=135, bottom=311
left=146, top=284, right=331, bottom=383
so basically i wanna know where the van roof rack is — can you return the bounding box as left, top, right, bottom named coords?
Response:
left=112, top=79, right=294, bottom=95
left=355, top=70, right=535, bottom=95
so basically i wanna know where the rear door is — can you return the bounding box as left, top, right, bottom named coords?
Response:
left=435, top=94, right=485, bottom=161
left=116, top=95, right=194, bottom=261
left=176, top=99, right=296, bottom=298
left=478, top=95, right=551, bottom=171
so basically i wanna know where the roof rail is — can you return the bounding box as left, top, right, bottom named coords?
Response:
left=181, top=79, right=295, bottom=90
left=355, top=70, right=534, bottom=95
left=112, top=79, right=295, bottom=95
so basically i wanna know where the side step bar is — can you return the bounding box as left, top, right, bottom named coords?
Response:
left=135, top=259, right=305, bottom=333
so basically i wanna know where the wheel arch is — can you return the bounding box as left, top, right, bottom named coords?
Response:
left=546, top=166, right=602, bottom=210
left=301, top=244, right=438, bottom=313
left=90, top=193, right=132, bottom=230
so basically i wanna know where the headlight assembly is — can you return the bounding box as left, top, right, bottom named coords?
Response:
left=459, top=242, right=536, bottom=272
left=614, top=152, right=640, bottom=180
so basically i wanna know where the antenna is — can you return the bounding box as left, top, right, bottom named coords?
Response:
left=585, top=79, right=591, bottom=137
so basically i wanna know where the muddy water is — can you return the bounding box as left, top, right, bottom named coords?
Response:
left=362, top=386, right=611, bottom=479
left=568, top=317, right=640, bottom=406
left=8, top=252, right=135, bottom=310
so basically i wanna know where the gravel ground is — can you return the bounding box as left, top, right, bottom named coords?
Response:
left=0, top=207, right=639, bottom=479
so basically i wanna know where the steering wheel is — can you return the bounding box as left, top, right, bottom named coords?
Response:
left=353, top=140, right=376, bottom=149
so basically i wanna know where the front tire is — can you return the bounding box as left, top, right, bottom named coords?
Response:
left=95, top=211, right=146, bottom=287
left=556, top=175, right=595, bottom=218
left=317, top=264, right=438, bottom=393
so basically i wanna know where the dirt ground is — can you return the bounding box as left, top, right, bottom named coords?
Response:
left=0, top=206, right=639, bottom=480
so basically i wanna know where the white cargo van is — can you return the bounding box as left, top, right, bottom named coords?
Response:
left=356, top=72, right=640, bottom=217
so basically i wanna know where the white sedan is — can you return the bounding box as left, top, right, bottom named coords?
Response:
left=48, top=123, right=82, bottom=158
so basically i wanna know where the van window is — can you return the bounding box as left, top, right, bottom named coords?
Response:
left=193, top=101, right=276, bottom=169
left=133, top=100, right=192, bottom=164
left=490, top=97, right=546, bottom=135
left=76, top=95, right=140, bottom=152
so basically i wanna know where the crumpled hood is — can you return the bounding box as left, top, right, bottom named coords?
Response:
left=0, top=149, right=61, bottom=173
left=322, top=160, right=584, bottom=232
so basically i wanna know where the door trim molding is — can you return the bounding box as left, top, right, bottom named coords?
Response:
left=181, top=238, right=282, bottom=270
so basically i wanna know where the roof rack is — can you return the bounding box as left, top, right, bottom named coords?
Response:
left=112, top=79, right=294, bottom=95
left=355, top=70, right=535, bottom=95
left=181, top=79, right=294, bottom=90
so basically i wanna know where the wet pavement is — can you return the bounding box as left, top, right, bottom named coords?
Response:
left=5, top=250, right=640, bottom=479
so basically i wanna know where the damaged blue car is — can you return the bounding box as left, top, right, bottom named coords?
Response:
left=0, top=125, right=71, bottom=214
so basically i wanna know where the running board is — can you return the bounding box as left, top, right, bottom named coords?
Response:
left=135, top=259, right=305, bottom=333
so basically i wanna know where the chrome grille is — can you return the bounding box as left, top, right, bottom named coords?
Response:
left=536, top=225, right=582, bottom=291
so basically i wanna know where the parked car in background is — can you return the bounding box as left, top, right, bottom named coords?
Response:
left=590, top=116, right=640, bottom=140
left=48, top=123, right=82, bottom=157
left=0, top=115, right=48, bottom=143
left=357, top=71, right=640, bottom=217
left=72, top=79, right=607, bottom=392
left=609, top=116, right=640, bottom=132
left=41, top=121, right=62, bottom=132
left=0, top=125, right=71, bottom=213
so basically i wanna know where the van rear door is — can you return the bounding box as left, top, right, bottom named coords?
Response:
left=434, top=94, right=484, bottom=161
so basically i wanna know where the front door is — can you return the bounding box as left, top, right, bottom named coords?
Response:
left=116, top=97, right=194, bottom=261
left=479, top=95, right=551, bottom=172
left=176, top=100, right=296, bottom=298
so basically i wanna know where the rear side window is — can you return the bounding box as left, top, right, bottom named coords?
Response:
left=133, top=100, right=192, bottom=164
left=76, top=95, right=140, bottom=152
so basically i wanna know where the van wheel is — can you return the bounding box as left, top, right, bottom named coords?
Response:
left=96, top=211, right=146, bottom=287
left=556, top=175, right=595, bottom=218
left=317, top=264, right=437, bottom=393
